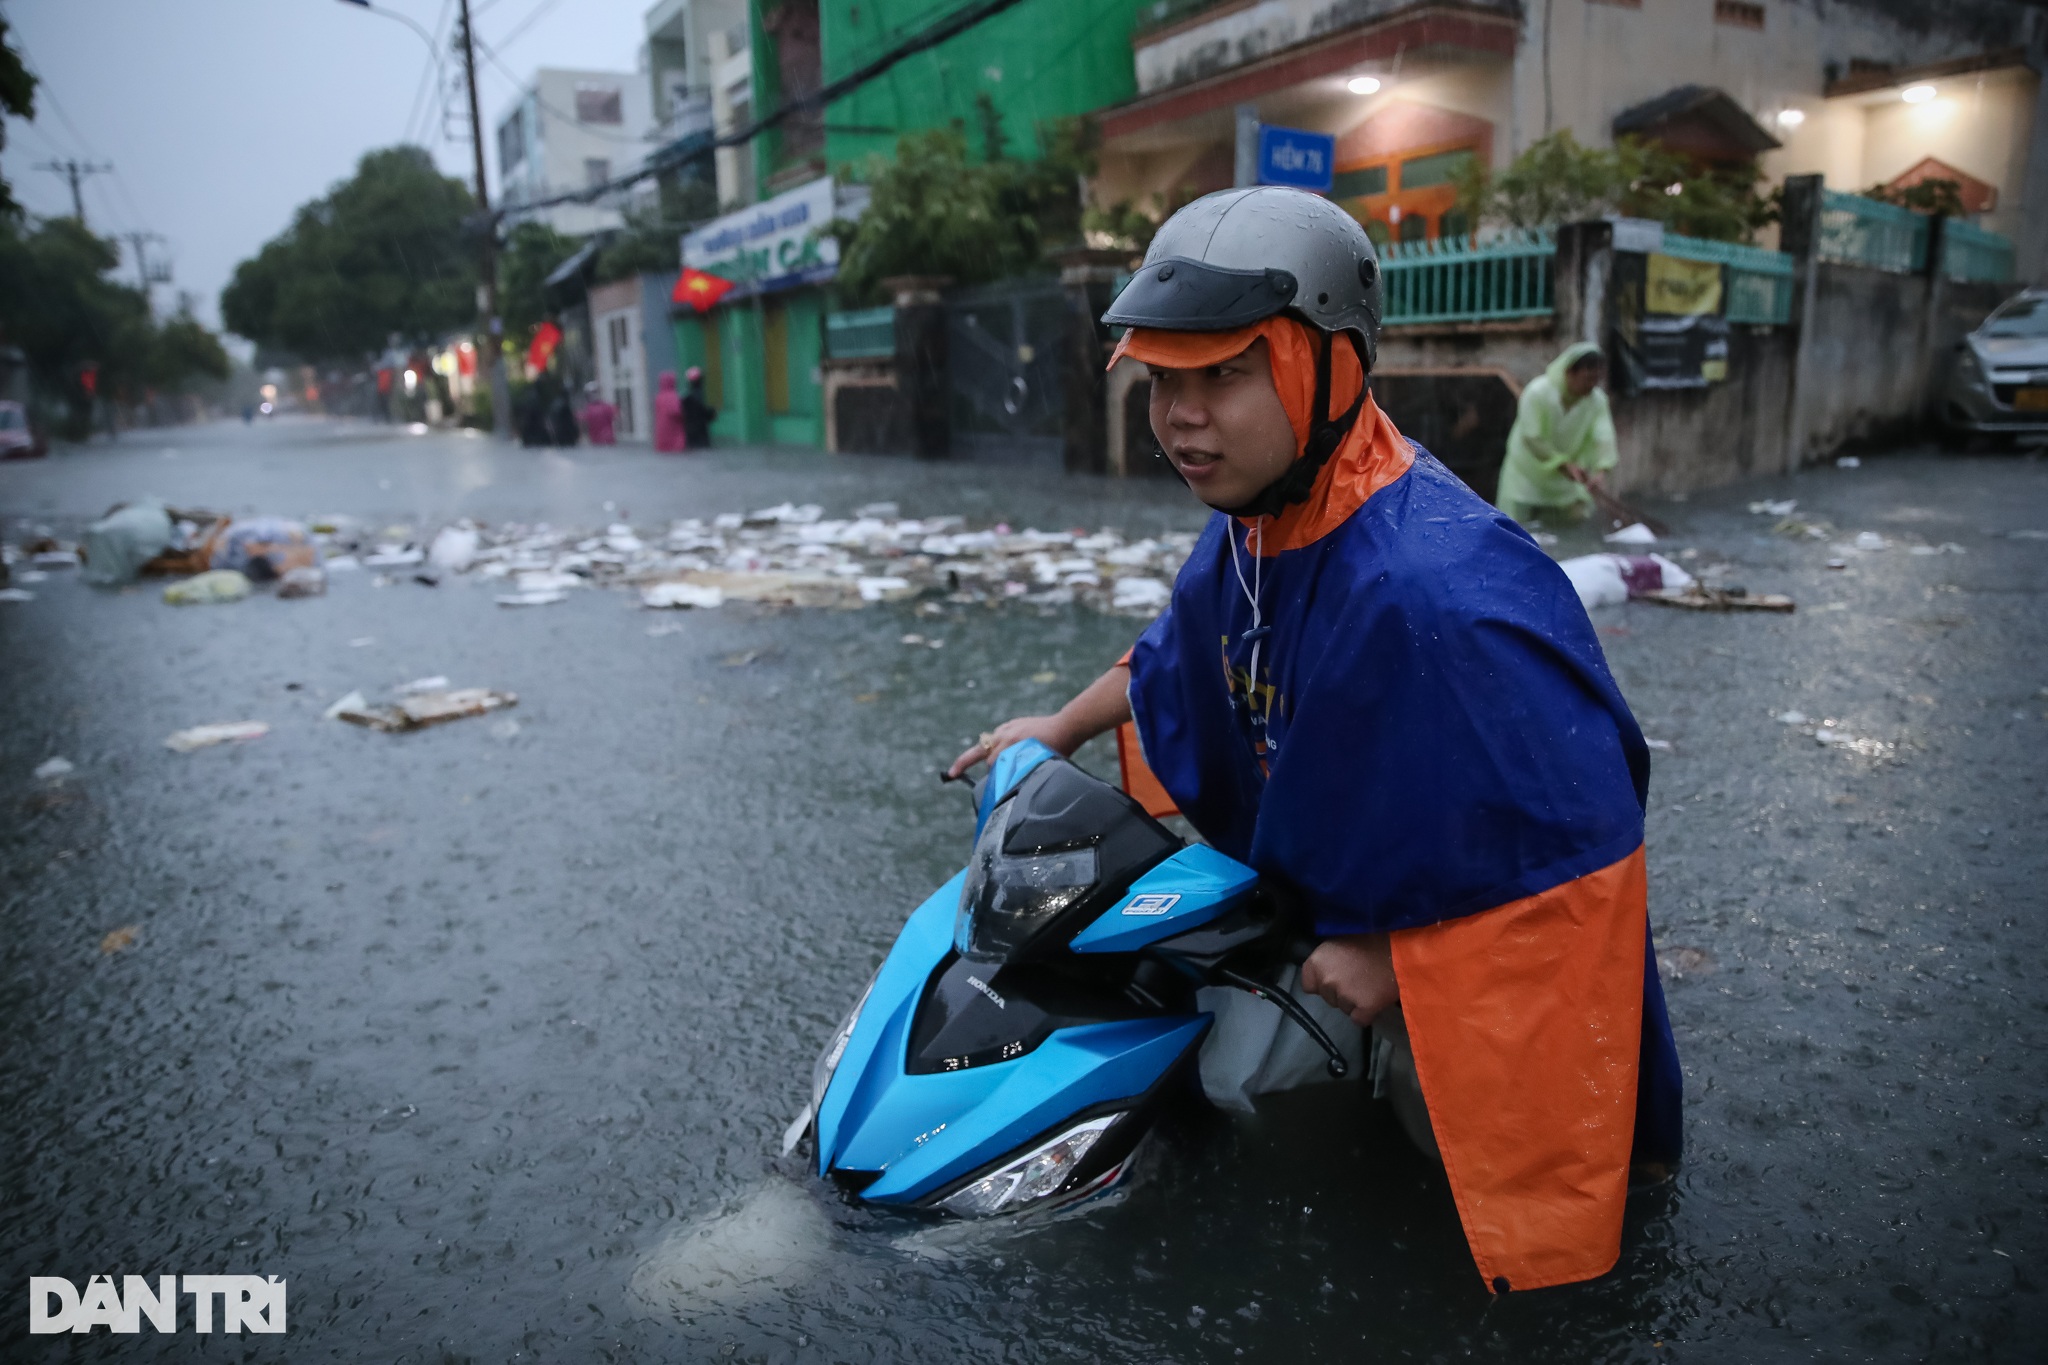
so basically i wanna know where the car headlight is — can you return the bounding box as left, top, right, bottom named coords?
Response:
left=954, top=799, right=1099, bottom=961
left=1955, top=347, right=1987, bottom=388
left=936, top=1114, right=1121, bottom=1217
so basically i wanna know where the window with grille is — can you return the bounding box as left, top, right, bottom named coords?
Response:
left=574, top=84, right=623, bottom=124
left=1714, top=1, right=1764, bottom=29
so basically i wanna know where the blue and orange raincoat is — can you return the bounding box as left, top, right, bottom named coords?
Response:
left=1110, top=316, right=1682, bottom=1292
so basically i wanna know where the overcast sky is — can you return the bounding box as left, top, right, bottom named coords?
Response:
left=1, top=0, right=650, bottom=338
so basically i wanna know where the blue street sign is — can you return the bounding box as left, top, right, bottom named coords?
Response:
left=1257, top=124, right=1335, bottom=192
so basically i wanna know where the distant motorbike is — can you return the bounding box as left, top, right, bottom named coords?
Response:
left=784, top=740, right=1349, bottom=1219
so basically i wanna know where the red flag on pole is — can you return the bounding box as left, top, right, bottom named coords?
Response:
left=527, top=321, right=563, bottom=372
left=672, top=267, right=736, bottom=313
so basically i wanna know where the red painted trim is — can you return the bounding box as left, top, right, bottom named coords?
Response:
left=1100, top=9, right=1518, bottom=142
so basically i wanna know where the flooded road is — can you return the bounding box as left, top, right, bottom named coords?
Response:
left=3, top=422, right=2044, bottom=1361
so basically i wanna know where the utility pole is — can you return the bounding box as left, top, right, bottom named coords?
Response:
left=34, top=159, right=113, bottom=225
left=456, top=0, right=512, bottom=440
left=122, top=231, right=168, bottom=296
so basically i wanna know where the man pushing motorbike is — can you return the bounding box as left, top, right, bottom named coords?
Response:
left=945, top=187, right=1681, bottom=1293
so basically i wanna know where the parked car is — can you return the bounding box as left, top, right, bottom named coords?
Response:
left=1944, top=288, right=2048, bottom=446
left=0, top=400, right=43, bottom=459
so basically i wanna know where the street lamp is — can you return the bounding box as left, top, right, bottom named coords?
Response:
left=334, top=0, right=512, bottom=441
left=333, top=0, right=443, bottom=67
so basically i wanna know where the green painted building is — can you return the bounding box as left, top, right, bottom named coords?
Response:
left=674, top=0, right=1148, bottom=450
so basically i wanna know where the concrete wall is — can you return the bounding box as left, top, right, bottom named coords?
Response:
left=1611, top=325, right=1798, bottom=496
left=1794, top=264, right=2013, bottom=457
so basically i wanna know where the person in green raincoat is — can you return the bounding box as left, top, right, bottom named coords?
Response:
left=1496, top=342, right=1617, bottom=525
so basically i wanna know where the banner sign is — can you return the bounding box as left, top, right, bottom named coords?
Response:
left=681, top=176, right=860, bottom=302
left=1645, top=253, right=1723, bottom=316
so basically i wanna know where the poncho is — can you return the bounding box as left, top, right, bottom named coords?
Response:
left=1116, top=317, right=1681, bottom=1292
left=1495, top=340, right=1619, bottom=515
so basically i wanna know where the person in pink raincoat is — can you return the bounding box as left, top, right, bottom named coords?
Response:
left=580, top=383, right=618, bottom=446
left=653, top=371, right=686, bottom=453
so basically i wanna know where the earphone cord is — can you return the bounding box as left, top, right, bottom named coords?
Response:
left=1226, top=516, right=1266, bottom=705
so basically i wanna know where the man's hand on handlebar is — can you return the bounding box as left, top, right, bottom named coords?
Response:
left=1301, top=932, right=1398, bottom=1028
left=944, top=662, right=1136, bottom=780
left=945, top=715, right=1081, bottom=780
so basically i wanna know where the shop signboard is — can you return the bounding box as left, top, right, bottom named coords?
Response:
left=681, top=176, right=864, bottom=300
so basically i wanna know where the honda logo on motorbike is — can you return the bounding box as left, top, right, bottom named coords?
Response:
left=28, top=1276, right=287, bottom=1334
left=1120, top=893, right=1182, bottom=917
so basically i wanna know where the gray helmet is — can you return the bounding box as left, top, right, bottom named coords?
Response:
left=1104, top=187, right=1384, bottom=518
left=1102, top=186, right=1383, bottom=369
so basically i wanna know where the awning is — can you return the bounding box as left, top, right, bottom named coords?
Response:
left=1612, top=85, right=1781, bottom=162
left=543, top=240, right=602, bottom=290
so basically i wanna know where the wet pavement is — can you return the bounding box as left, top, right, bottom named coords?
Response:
left=3, top=420, right=2044, bottom=1363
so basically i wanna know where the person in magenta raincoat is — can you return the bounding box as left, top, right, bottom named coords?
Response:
left=653, top=371, right=686, bottom=453
left=580, top=383, right=617, bottom=446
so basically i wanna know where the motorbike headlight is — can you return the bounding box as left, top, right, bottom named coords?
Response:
left=811, top=972, right=876, bottom=1117
left=954, top=800, right=1099, bottom=962
left=936, top=1114, right=1120, bottom=1217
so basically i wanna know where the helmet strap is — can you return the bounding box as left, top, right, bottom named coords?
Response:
left=1219, top=328, right=1368, bottom=521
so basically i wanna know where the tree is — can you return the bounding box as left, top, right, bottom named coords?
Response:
left=826, top=111, right=1097, bottom=305
left=0, top=216, right=230, bottom=436
left=1454, top=132, right=1776, bottom=243
left=149, top=310, right=231, bottom=390
left=1865, top=177, right=1966, bottom=217
left=222, top=146, right=477, bottom=362
left=496, top=220, right=580, bottom=342
left=0, top=19, right=37, bottom=220
left=593, top=178, right=719, bottom=285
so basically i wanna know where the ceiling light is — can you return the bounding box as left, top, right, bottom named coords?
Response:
left=1347, top=76, right=1381, bottom=95
left=1901, top=84, right=1936, bottom=104
left=1775, top=108, right=1806, bottom=128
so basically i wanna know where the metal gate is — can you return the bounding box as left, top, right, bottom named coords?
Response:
left=946, top=277, right=1067, bottom=466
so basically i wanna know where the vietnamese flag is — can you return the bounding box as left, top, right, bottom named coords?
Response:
left=527, top=321, right=563, bottom=372
left=673, top=267, right=735, bottom=313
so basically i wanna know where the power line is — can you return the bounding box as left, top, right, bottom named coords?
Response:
left=402, top=0, right=458, bottom=146
left=12, top=46, right=151, bottom=234
left=472, top=37, right=654, bottom=146
left=34, top=159, right=113, bottom=224
left=489, top=0, right=569, bottom=53
left=500, top=0, right=1036, bottom=219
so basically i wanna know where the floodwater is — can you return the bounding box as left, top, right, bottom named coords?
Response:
left=2, top=421, right=2044, bottom=1362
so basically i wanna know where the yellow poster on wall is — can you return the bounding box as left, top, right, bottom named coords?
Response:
left=1645, top=253, right=1724, bottom=316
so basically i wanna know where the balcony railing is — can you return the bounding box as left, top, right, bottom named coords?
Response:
left=1658, top=232, right=1795, bottom=325
left=826, top=306, right=895, bottom=360
left=1817, top=189, right=1929, bottom=274
left=1940, top=218, right=2016, bottom=284
left=1379, top=229, right=1555, bottom=327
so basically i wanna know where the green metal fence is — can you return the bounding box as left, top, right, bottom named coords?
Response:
left=1817, top=189, right=1929, bottom=274
left=1940, top=218, right=2016, bottom=284
left=1380, top=229, right=1555, bottom=327
left=1658, top=232, right=1795, bottom=325
left=825, top=306, right=895, bottom=360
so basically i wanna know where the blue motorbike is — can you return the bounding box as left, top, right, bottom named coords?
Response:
left=784, top=740, right=1348, bottom=1219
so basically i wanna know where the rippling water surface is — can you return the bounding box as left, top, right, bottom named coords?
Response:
left=2, top=426, right=2043, bottom=1361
